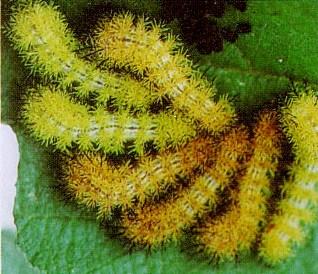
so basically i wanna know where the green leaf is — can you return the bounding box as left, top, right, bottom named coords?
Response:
left=2, top=0, right=318, bottom=273
left=196, top=0, right=318, bottom=112
left=1, top=229, right=44, bottom=274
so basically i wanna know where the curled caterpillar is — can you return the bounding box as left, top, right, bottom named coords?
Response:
left=195, top=111, right=282, bottom=261
left=23, top=86, right=196, bottom=154
left=94, top=13, right=235, bottom=132
left=121, top=127, right=250, bottom=247
left=64, top=136, right=217, bottom=218
left=7, top=1, right=157, bottom=111
left=259, top=92, right=318, bottom=264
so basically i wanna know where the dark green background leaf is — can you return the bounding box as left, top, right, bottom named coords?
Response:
left=197, top=0, right=318, bottom=112
left=2, top=0, right=318, bottom=273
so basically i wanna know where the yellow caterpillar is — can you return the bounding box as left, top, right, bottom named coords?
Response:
left=64, top=136, right=217, bottom=218
left=8, top=1, right=157, bottom=111
left=195, top=111, right=282, bottom=261
left=95, top=13, right=235, bottom=132
left=23, top=86, right=196, bottom=154
left=121, top=127, right=250, bottom=247
left=259, top=92, right=318, bottom=264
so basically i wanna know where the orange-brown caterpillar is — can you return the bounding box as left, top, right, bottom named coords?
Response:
left=195, top=111, right=282, bottom=261
left=259, top=92, right=318, bottom=265
left=64, top=136, right=217, bottom=218
left=121, top=127, right=250, bottom=247
left=95, top=13, right=235, bottom=132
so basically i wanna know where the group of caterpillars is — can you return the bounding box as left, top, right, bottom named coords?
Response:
left=7, top=0, right=318, bottom=266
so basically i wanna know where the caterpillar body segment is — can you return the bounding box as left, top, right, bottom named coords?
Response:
left=129, top=136, right=218, bottom=203
left=196, top=111, right=282, bottom=261
left=282, top=92, right=318, bottom=157
left=95, top=13, right=184, bottom=75
left=95, top=13, right=236, bottom=133
left=65, top=136, right=218, bottom=218
left=121, top=127, right=250, bottom=247
left=259, top=92, right=318, bottom=265
left=8, top=1, right=157, bottom=111
left=23, top=87, right=196, bottom=154
left=64, top=154, right=132, bottom=210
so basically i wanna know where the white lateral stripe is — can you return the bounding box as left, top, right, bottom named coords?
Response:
left=192, top=190, right=206, bottom=205
left=300, top=181, right=316, bottom=191
left=182, top=202, right=195, bottom=218
left=307, top=164, right=318, bottom=173
left=126, top=181, right=136, bottom=197
left=89, top=121, right=99, bottom=138
left=278, top=231, right=290, bottom=243
left=203, top=174, right=218, bottom=191
left=288, top=198, right=308, bottom=209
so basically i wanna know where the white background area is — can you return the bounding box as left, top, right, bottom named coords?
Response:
left=0, top=124, right=20, bottom=230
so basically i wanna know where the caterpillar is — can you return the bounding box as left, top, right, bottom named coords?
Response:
left=64, top=136, right=217, bottom=218
left=259, top=92, right=318, bottom=265
left=121, top=127, right=250, bottom=247
left=7, top=1, right=157, bottom=111
left=94, top=13, right=236, bottom=132
left=23, top=86, right=196, bottom=154
left=195, top=111, right=282, bottom=261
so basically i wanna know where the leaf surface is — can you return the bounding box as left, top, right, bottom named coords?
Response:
left=197, top=0, right=318, bottom=112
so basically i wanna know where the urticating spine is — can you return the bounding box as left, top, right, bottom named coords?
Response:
left=121, top=127, right=250, bottom=247
left=259, top=92, right=318, bottom=265
left=65, top=136, right=217, bottom=218
left=23, top=86, right=196, bottom=154
left=196, top=111, right=282, bottom=261
left=95, top=13, right=235, bottom=132
left=8, top=1, right=156, bottom=111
